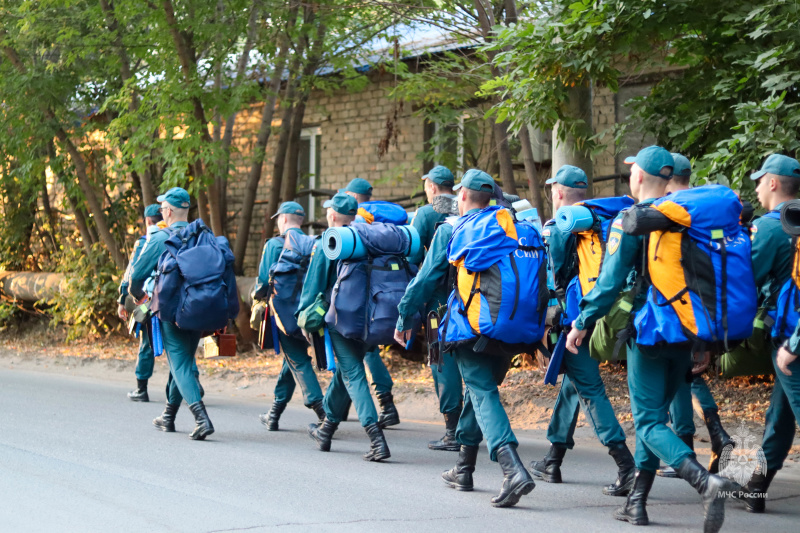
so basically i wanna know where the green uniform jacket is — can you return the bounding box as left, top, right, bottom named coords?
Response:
left=296, top=235, right=336, bottom=321
left=253, top=227, right=306, bottom=299
left=396, top=221, right=453, bottom=332
left=129, top=221, right=188, bottom=299
left=575, top=199, right=656, bottom=331
left=751, top=203, right=793, bottom=310
left=118, top=235, right=146, bottom=304
left=409, top=203, right=448, bottom=265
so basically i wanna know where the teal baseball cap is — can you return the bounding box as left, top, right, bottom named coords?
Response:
left=156, top=187, right=191, bottom=209
left=144, top=204, right=162, bottom=218
left=422, top=165, right=455, bottom=186
left=750, top=153, right=800, bottom=180
left=453, top=169, right=496, bottom=193
left=545, top=165, right=588, bottom=189
left=624, top=145, right=674, bottom=179
left=671, top=153, right=692, bottom=178
left=271, top=201, right=305, bottom=219
left=323, top=192, right=358, bottom=216
left=342, top=177, right=373, bottom=196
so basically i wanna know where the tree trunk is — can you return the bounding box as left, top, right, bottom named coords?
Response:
left=552, top=83, right=594, bottom=196
left=263, top=94, right=297, bottom=240
left=518, top=126, right=544, bottom=213
left=232, top=42, right=290, bottom=273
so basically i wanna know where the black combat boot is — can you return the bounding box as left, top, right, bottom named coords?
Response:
left=604, top=442, right=636, bottom=496
left=428, top=409, right=460, bottom=451
left=308, top=418, right=339, bottom=452
left=613, top=469, right=655, bottom=525
left=188, top=401, right=215, bottom=441
left=259, top=401, right=287, bottom=431
left=703, top=409, right=734, bottom=474
left=309, top=399, right=326, bottom=423
left=529, top=443, right=567, bottom=483
left=363, top=423, right=391, bottom=461
left=128, top=379, right=149, bottom=402
left=442, top=445, right=479, bottom=491
left=376, top=391, right=400, bottom=428
left=736, top=469, right=776, bottom=513
left=491, top=444, right=536, bottom=508
left=153, top=402, right=180, bottom=432
left=676, top=456, right=737, bottom=533
left=657, top=433, right=694, bottom=478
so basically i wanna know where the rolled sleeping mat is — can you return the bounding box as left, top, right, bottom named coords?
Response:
left=555, top=205, right=595, bottom=233
left=781, top=199, right=800, bottom=236
left=323, top=224, right=421, bottom=260
left=621, top=206, right=674, bottom=236
left=323, top=226, right=367, bottom=260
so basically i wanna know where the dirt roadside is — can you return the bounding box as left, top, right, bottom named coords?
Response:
left=1, top=320, right=797, bottom=464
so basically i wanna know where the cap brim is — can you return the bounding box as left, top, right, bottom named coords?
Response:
left=545, top=177, right=558, bottom=185
left=323, top=200, right=333, bottom=208
left=421, top=175, right=429, bottom=181
left=750, top=170, right=767, bottom=181
left=623, top=156, right=636, bottom=165
left=270, top=212, right=281, bottom=219
left=453, top=184, right=462, bottom=191
left=156, top=194, right=166, bottom=202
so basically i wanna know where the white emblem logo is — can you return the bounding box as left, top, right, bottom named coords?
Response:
left=719, top=421, right=767, bottom=486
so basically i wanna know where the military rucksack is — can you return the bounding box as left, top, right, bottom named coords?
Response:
left=439, top=205, right=550, bottom=356
left=268, top=231, right=316, bottom=338
left=626, top=185, right=757, bottom=351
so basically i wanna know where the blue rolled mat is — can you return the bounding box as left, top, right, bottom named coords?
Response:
left=555, top=205, right=595, bottom=233
left=322, top=225, right=421, bottom=260
left=324, top=328, right=336, bottom=372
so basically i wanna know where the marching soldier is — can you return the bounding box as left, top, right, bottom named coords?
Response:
left=301, top=193, right=391, bottom=461
left=566, top=146, right=734, bottom=531
left=255, top=201, right=325, bottom=431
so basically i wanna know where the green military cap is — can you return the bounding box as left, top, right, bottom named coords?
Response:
left=271, top=201, right=305, bottom=219
left=546, top=165, right=589, bottom=189
left=157, top=187, right=191, bottom=209
left=670, top=153, right=692, bottom=178
left=750, top=153, right=800, bottom=180
left=453, top=169, right=495, bottom=193
left=144, top=204, right=162, bottom=218
left=624, top=145, right=674, bottom=179
left=422, top=165, right=455, bottom=186
left=342, top=177, right=373, bottom=196
left=323, top=192, right=358, bottom=215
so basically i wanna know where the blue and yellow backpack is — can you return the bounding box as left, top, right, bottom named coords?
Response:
left=439, top=205, right=549, bottom=356
left=633, top=185, right=757, bottom=350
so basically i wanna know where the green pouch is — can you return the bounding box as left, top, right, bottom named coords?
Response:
left=297, top=293, right=329, bottom=333
left=589, top=289, right=635, bottom=363
left=719, top=307, right=775, bottom=378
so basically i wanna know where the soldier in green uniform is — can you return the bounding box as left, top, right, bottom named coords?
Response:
left=395, top=165, right=463, bottom=451
left=118, top=204, right=163, bottom=402
left=254, top=201, right=325, bottom=431
left=130, top=187, right=213, bottom=441
left=438, top=170, right=536, bottom=508
left=342, top=177, right=399, bottom=427
left=530, top=165, right=635, bottom=497
left=566, top=147, right=734, bottom=531
left=301, top=193, right=391, bottom=461
left=738, top=154, right=799, bottom=512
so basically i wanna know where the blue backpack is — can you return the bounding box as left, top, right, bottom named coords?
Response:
left=633, top=185, right=757, bottom=350
left=326, top=222, right=419, bottom=345
left=151, top=220, right=239, bottom=332
left=356, top=201, right=409, bottom=225
left=772, top=234, right=799, bottom=341
left=269, top=231, right=316, bottom=338
left=439, top=206, right=549, bottom=356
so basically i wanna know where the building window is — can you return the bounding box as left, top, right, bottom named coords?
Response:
left=297, top=127, right=322, bottom=234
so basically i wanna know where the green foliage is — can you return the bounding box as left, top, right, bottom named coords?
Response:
left=50, top=244, right=121, bottom=340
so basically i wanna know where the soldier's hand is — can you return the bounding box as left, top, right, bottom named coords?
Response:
left=394, top=329, right=411, bottom=346
left=776, top=346, right=797, bottom=376
left=692, top=351, right=711, bottom=374
left=117, top=304, right=127, bottom=320
left=566, top=323, right=587, bottom=354
left=302, top=330, right=313, bottom=345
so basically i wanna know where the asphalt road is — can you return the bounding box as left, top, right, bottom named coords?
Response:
left=1, top=367, right=798, bottom=533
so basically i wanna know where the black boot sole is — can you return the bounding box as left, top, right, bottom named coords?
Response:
left=128, top=394, right=149, bottom=402
left=530, top=466, right=562, bottom=483
left=153, top=421, right=175, bottom=432
left=428, top=442, right=461, bottom=452
left=603, top=477, right=635, bottom=497
left=189, top=427, right=214, bottom=441
left=307, top=424, right=332, bottom=452
left=613, top=509, right=649, bottom=526
left=491, top=480, right=535, bottom=508
left=363, top=451, right=391, bottom=462
left=443, top=479, right=473, bottom=491
left=703, top=478, right=736, bottom=533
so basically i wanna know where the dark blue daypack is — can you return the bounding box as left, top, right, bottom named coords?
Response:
left=151, top=220, right=239, bottom=332
left=269, top=231, right=316, bottom=338
left=326, top=222, right=419, bottom=345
